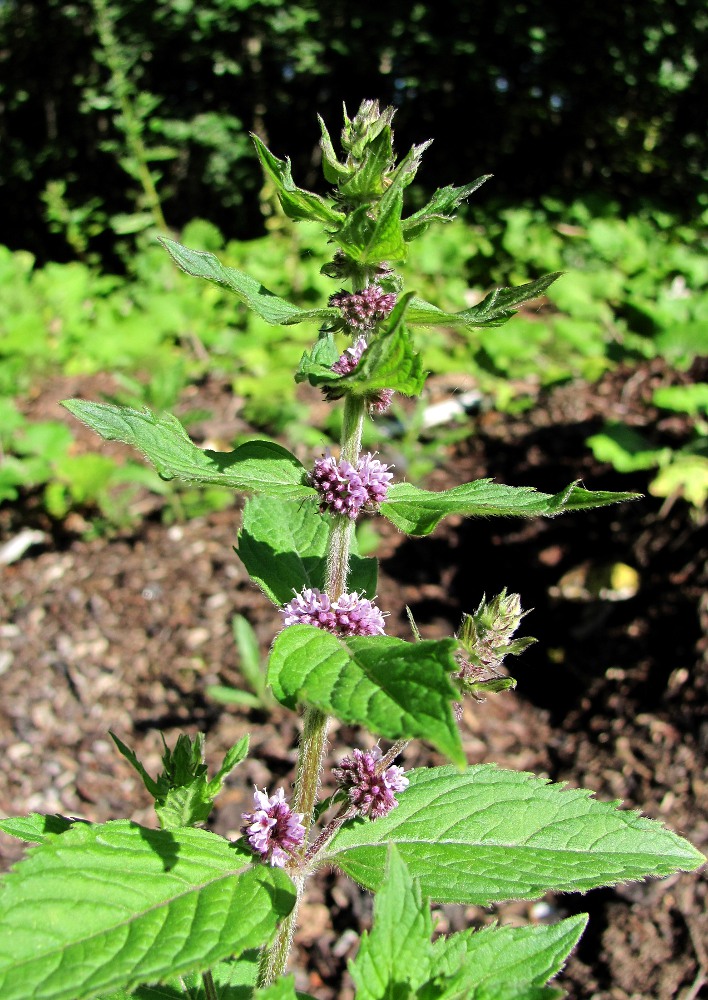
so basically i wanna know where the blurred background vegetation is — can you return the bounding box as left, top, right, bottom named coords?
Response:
left=1, top=0, right=706, bottom=532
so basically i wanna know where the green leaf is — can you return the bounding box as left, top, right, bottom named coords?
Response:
left=431, top=916, right=587, bottom=994
left=159, top=238, right=338, bottom=327
left=402, top=176, right=492, bottom=240
left=0, top=821, right=295, bottom=1000
left=251, top=135, right=345, bottom=226
left=322, top=765, right=705, bottom=904
left=350, top=846, right=438, bottom=1000
left=336, top=293, right=425, bottom=397
left=406, top=273, right=563, bottom=330
left=333, top=193, right=407, bottom=265
left=350, top=847, right=584, bottom=1000
left=0, top=814, right=76, bottom=843
left=268, top=626, right=463, bottom=765
left=317, top=115, right=352, bottom=185
left=586, top=424, right=667, bottom=473
left=338, top=127, right=394, bottom=200
left=62, top=401, right=316, bottom=500
left=236, top=494, right=377, bottom=605
left=380, top=479, right=640, bottom=536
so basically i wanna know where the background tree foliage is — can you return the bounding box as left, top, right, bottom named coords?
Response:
left=1, top=0, right=705, bottom=261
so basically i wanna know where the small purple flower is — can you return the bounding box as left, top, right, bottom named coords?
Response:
left=368, top=388, right=395, bottom=414
left=241, top=786, right=305, bottom=867
left=282, top=588, right=387, bottom=637
left=357, top=453, right=394, bottom=505
left=332, top=337, right=367, bottom=375
left=309, top=452, right=369, bottom=519
left=333, top=746, right=409, bottom=819
left=329, top=286, right=397, bottom=331
left=282, top=587, right=338, bottom=631
left=309, top=452, right=393, bottom=518
left=332, top=591, right=387, bottom=636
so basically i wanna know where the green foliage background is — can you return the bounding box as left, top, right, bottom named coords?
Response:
left=1, top=0, right=705, bottom=261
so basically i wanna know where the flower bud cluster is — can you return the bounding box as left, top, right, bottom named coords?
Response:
left=333, top=746, right=408, bottom=818
left=329, top=286, right=397, bottom=331
left=310, top=451, right=393, bottom=518
left=282, top=587, right=386, bottom=636
left=241, top=787, right=305, bottom=868
left=456, top=589, right=535, bottom=683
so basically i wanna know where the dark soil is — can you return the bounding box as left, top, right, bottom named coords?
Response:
left=1, top=359, right=706, bottom=999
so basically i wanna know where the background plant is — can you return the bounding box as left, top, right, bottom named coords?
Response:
left=0, top=100, right=703, bottom=1000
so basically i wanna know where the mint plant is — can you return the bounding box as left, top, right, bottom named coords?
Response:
left=0, top=100, right=703, bottom=1000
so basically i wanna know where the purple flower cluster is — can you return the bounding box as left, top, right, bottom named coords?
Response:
left=241, top=787, right=305, bottom=867
left=329, top=286, right=397, bottom=330
left=309, top=452, right=393, bottom=518
left=282, top=587, right=386, bottom=636
left=331, top=337, right=366, bottom=375
left=333, top=746, right=409, bottom=818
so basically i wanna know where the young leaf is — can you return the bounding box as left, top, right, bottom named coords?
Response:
left=251, top=135, right=346, bottom=226
left=335, top=293, right=425, bottom=397
left=338, top=127, right=395, bottom=200
left=62, top=400, right=317, bottom=500
left=431, top=915, right=588, bottom=994
left=380, top=479, right=640, bottom=536
left=332, top=193, right=407, bottom=265
left=318, top=115, right=352, bottom=185
left=159, top=238, right=338, bottom=327
left=236, top=494, right=377, bottom=605
left=0, top=813, right=77, bottom=843
left=406, top=273, right=563, bottom=330
left=401, top=176, right=492, bottom=240
left=0, top=821, right=295, bottom=1000
left=267, top=626, right=463, bottom=765
left=349, top=845, right=438, bottom=999
left=321, top=765, right=705, bottom=904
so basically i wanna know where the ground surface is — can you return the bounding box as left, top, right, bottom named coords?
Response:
left=1, top=359, right=706, bottom=999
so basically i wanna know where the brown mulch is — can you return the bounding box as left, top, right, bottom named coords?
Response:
left=0, top=358, right=706, bottom=998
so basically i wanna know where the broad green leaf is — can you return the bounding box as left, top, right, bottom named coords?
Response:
left=653, top=382, right=708, bottom=416
left=350, top=846, right=438, bottom=1000
left=402, top=176, right=491, bottom=240
left=0, top=814, right=76, bottom=843
left=406, top=273, right=563, bottom=330
left=332, top=193, right=407, bottom=264
left=100, top=950, right=263, bottom=999
left=236, top=494, right=377, bottom=605
left=380, top=479, right=640, bottom=536
left=431, top=916, right=587, bottom=993
left=0, top=821, right=295, bottom=1000
left=251, top=135, right=345, bottom=226
left=350, top=846, right=584, bottom=1000
left=335, top=293, right=425, bottom=397
left=62, top=401, right=317, bottom=500
left=159, top=238, right=338, bottom=327
left=268, top=626, right=463, bottom=765
left=295, top=333, right=341, bottom=385
left=322, top=765, right=705, bottom=904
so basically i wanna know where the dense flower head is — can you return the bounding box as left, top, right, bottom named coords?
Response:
left=282, top=587, right=386, bottom=636
left=368, top=388, right=395, bottom=414
left=332, top=337, right=367, bottom=375
left=329, top=285, right=397, bottom=330
left=241, top=786, right=305, bottom=867
left=309, top=451, right=393, bottom=518
left=333, top=746, right=409, bottom=818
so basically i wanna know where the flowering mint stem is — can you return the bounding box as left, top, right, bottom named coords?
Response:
left=257, top=394, right=366, bottom=987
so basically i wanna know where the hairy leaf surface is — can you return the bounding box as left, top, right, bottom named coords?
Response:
left=268, top=627, right=463, bottom=764
left=323, top=765, right=705, bottom=903
left=159, top=239, right=338, bottom=326
left=62, top=401, right=316, bottom=500
left=381, top=479, right=640, bottom=535
left=236, top=494, right=377, bottom=604
left=0, top=822, right=295, bottom=1000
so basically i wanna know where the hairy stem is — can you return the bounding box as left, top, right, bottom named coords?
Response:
left=256, top=393, right=366, bottom=989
